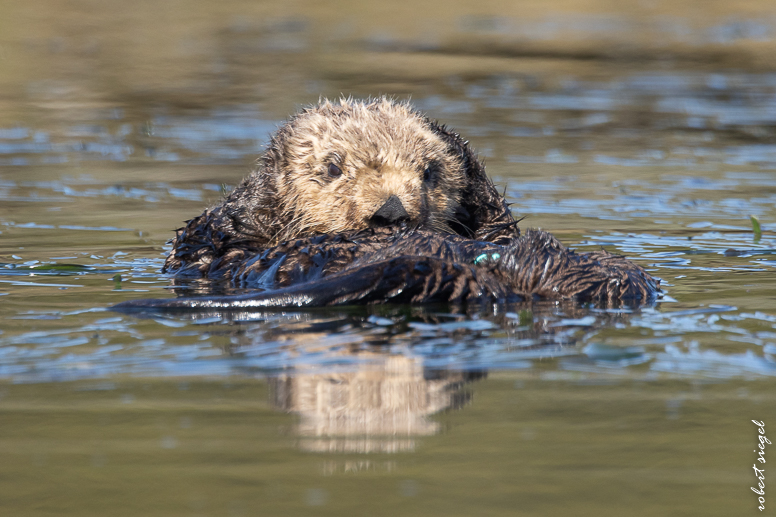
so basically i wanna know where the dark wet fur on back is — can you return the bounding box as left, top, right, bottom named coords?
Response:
left=119, top=226, right=659, bottom=310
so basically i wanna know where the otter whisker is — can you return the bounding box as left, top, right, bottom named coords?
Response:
left=272, top=211, right=310, bottom=244
left=429, top=218, right=454, bottom=234
left=445, top=215, right=474, bottom=237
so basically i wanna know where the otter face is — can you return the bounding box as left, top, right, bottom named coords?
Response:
left=268, top=98, right=468, bottom=241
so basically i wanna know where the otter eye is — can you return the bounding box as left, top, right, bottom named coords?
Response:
left=327, top=163, right=342, bottom=178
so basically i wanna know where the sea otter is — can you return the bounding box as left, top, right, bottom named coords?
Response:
left=115, top=97, right=660, bottom=310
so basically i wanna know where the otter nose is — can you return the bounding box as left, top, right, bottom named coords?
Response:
left=370, top=195, right=409, bottom=226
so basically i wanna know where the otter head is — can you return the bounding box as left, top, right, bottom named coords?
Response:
left=260, top=98, right=468, bottom=241
left=224, top=97, right=512, bottom=245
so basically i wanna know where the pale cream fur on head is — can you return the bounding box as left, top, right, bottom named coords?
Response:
left=270, top=97, right=467, bottom=241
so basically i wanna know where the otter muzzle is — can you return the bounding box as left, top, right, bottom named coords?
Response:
left=371, top=195, right=409, bottom=226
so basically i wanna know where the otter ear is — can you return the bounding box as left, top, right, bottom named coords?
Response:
left=426, top=120, right=517, bottom=242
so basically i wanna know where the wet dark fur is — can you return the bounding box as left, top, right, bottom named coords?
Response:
left=122, top=226, right=659, bottom=309
left=114, top=99, right=660, bottom=311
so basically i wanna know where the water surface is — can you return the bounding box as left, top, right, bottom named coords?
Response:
left=1, top=1, right=775, bottom=515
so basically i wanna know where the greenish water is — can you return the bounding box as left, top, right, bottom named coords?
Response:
left=0, top=378, right=770, bottom=516
left=1, top=1, right=776, bottom=515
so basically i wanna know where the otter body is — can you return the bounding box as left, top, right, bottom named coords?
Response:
left=116, top=98, right=660, bottom=311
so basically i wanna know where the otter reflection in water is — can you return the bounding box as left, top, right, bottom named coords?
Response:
left=271, top=355, right=482, bottom=454
left=223, top=302, right=640, bottom=453
left=115, top=98, right=660, bottom=311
